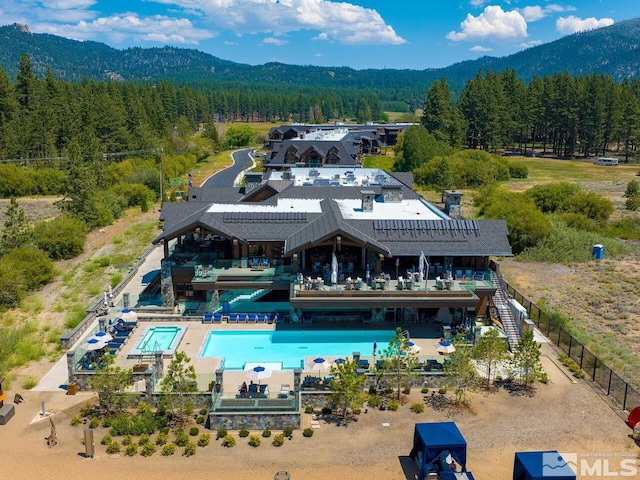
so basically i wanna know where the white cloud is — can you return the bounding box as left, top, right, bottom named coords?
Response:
left=470, top=45, right=492, bottom=52
left=34, top=13, right=214, bottom=44
left=314, top=52, right=321, bottom=57
left=223, top=40, right=238, bottom=45
left=556, top=15, right=614, bottom=35
left=262, top=37, right=288, bottom=46
left=518, top=39, right=543, bottom=48
left=40, top=0, right=96, bottom=8
left=446, top=6, right=527, bottom=42
left=519, top=4, right=576, bottom=22
left=469, top=0, right=488, bottom=6
left=150, top=0, right=406, bottom=45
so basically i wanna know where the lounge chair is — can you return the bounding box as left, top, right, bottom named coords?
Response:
left=203, top=312, right=214, bottom=324
left=465, top=269, right=473, bottom=279
left=247, top=313, right=257, bottom=323
left=228, top=314, right=238, bottom=323
left=115, top=319, right=137, bottom=331
left=302, top=313, right=312, bottom=324
left=455, top=269, right=463, bottom=279
left=362, top=313, right=372, bottom=324
left=474, top=271, right=485, bottom=280
left=279, top=384, right=291, bottom=398
left=213, top=313, right=223, bottom=324
left=358, top=359, right=370, bottom=370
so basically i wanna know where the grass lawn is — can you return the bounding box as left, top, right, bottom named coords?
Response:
left=504, top=157, right=639, bottom=191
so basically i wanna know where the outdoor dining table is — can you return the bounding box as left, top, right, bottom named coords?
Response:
left=374, top=278, right=386, bottom=289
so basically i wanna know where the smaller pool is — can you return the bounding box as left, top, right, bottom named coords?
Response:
left=128, top=325, right=187, bottom=357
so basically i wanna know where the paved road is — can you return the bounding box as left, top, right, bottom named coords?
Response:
left=203, top=148, right=254, bottom=187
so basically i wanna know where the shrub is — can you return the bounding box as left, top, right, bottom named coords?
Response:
left=402, top=386, right=411, bottom=395
left=353, top=408, right=361, bottom=415
left=137, top=402, right=153, bottom=415
left=80, top=402, right=93, bottom=417
left=155, top=432, right=168, bottom=446
left=161, top=443, right=177, bottom=456
left=70, top=415, right=82, bottom=427
left=122, top=434, right=134, bottom=446
left=199, top=408, right=208, bottom=415
left=387, top=399, right=400, bottom=411
left=174, top=430, right=189, bottom=447
left=196, top=416, right=205, bottom=425
left=248, top=434, right=261, bottom=447
left=124, top=442, right=138, bottom=456
left=283, top=426, right=293, bottom=438
left=262, top=429, right=272, bottom=438
left=304, top=405, right=314, bottom=414
left=21, top=376, right=37, bottom=390
left=216, top=428, right=227, bottom=439
left=106, top=441, right=121, bottom=454
left=197, top=433, right=211, bottom=447
left=421, top=387, right=429, bottom=394
left=183, top=441, right=196, bottom=457
left=368, top=395, right=382, bottom=408
left=189, top=427, right=199, bottom=436
left=141, top=442, right=156, bottom=457
left=239, top=428, right=249, bottom=438
left=272, top=434, right=285, bottom=447
left=100, top=434, right=112, bottom=445
left=139, top=433, right=150, bottom=444
left=33, top=215, right=87, bottom=260
left=88, top=417, right=100, bottom=429
left=221, top=435, right=236, bottom=447
left=410, top=403, right=425, bottom=414
left=101, top=418, right=112, bottom=428
left=303, top=428, right=314, bottom=438
left=438, top=387, right=447, bottom=394
left=321, top=407, right=332, bottom=415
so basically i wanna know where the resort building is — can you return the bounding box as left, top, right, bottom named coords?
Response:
left=152, top=167, right=512, bottom=328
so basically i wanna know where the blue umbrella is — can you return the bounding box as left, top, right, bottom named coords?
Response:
left=407, top=341, right=421, bottom=353
left=81, top=337, right=107, bottom=351
left=335, top=358, right=346, bottom=365
left=246, top=365, right=272, bottom=384
left=92, top=331, right=113, bottom=342
left=308, top=357, right=331, bottom=377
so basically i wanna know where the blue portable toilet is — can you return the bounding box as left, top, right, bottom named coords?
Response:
left=592, top=244, right=604, bottom=260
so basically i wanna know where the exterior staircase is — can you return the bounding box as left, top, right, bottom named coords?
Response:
left=490, top=271, right=520, bottom=350
left=214, top=289, right=268, bottom=312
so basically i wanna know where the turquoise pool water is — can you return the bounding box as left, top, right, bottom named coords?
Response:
left=129, top=325, right=187, bottom=356
left=201, top=329, right=394, bottom=369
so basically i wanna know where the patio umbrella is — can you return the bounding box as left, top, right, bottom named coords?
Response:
left=91, top=331, right=113, bottom=343
left=418, top=251, right=427, bottom=282
left=331, top=252, right=338, bottom=285
left=307, top=357, right=331, bottom=377
left=81, top=338, right=107, bottom=351
left=120, top=309, right=138, bottom=322
left=245, top=365, right=273, bottom=385
left=436, top=340, right=456, bottom=355
left=335, top=357, right=346, bottom=365
left=407, top=341, right=421, bottom=353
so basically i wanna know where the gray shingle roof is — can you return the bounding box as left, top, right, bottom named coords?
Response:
left=154, top=174, right=512, bottom=257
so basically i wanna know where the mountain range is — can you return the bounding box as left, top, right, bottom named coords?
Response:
left=1, top=18, right=640, bottom=92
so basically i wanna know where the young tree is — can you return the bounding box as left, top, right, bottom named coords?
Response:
left=328, top=358, right=367, bottom=421
left=160, top=351, right=198, bottom=424
left=509, top=330, right=544, bottom=388
left=443, top=336, right=478, bottom=407
left=378, top=327, right=420, bottom=400
left=0, top=197, right=33, bottom=254
left=472, top=328, right=509, bottom=389
left=88, top=354, right=135, bottom=415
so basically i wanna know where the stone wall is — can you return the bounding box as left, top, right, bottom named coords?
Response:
left=208, top=412, right=301, bottom=431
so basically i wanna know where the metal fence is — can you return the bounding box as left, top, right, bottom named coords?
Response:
left=502, top=278, right=640, bottom=413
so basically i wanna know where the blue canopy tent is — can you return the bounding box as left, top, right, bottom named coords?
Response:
left=513, top=451, right=576, bottom=480
left=410, top=422, right=468, bottom=480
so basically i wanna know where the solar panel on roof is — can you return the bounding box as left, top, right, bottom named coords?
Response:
left=372, top=219, right=480, bottom=238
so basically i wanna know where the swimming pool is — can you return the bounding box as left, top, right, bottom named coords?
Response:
left=128, top=325, right=187, bottom=357
left=201, top=329, right=394, bottom=369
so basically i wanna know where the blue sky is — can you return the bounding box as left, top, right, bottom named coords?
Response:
left=1, top=1, right=637, bottom=70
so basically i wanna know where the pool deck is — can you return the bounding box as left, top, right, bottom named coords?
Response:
left=110, top=320, right=445, bottom=393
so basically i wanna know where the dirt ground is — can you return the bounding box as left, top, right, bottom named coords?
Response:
left=0, top=341, right=636, bottom=480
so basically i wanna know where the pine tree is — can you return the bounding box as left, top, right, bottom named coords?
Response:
left=328, top=358, right=367, bottom=420
left=509, top=330, right=544, bottom=388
